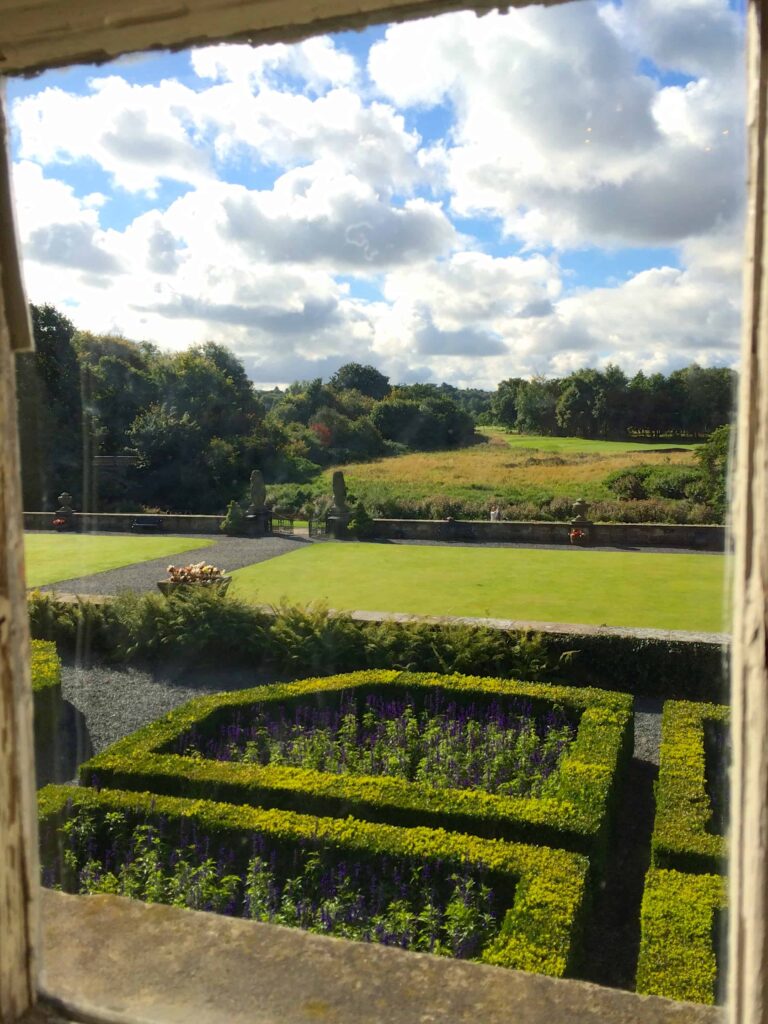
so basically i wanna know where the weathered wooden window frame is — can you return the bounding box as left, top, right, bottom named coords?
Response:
left=0, top=0, right=762, bottom=1020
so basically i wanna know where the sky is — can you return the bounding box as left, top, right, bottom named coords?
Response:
left=6, top=0, right=746, bottom=390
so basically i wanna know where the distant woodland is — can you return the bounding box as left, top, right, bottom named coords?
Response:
left=16, top=303, right=734, bottom=514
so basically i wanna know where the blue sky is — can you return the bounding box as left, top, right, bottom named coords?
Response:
left=7, top=0, right=745, bottom=389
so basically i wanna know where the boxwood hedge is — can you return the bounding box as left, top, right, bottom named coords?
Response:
left=31, top=640, right=62, bottom=786
left=651, top=700, right=728, bottom=874
left=38, top=783, right=590, bottom=979
left=80, top=670, right=633, bottom=863
left=636, top=867, right=726, bottom=1004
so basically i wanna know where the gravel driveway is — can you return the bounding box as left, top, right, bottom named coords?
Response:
left=40, top=533, right=310, bottom=597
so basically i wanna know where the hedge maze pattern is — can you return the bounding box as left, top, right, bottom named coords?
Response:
left=40, top=669, right=636, bottom=979
left=36, top=659, right=728, bottom=1000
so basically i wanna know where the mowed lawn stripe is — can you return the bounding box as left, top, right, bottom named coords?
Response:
left=230, top=543, right=726, bottom=633
left=24, top=534, right=215, bottom=588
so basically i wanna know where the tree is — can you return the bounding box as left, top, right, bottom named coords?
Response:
left=15, top=304, right=83, bottom=509
left=515, top=377, right=560, bottom=435
left=696, top=424, right=731, bottom=520
left=330, top=362, right=391, bottom=400
left=491, top=378, right=523, bottom=429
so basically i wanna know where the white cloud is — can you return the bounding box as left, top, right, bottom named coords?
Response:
left=191, top=37, right=357, bottom=92
left=369, top=4, right=745, bottom=251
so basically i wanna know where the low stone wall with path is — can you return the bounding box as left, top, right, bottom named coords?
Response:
left=340, top=517, right=725, bottom=551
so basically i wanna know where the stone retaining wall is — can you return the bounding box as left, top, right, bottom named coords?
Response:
left=24, top=511, right=224, bottom=535
left=333, top=517, right=725, bottom=551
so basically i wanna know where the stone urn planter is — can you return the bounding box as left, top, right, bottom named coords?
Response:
left=157, top=562, right=231, bottom=596
left=157, top=576, right=232, bottom=597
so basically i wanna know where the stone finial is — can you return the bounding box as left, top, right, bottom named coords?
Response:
left=57, top=492, right=73, bottom=510
left=571, top=498, right=591, bottom=523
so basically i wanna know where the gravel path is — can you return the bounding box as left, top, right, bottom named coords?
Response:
left=40, top=533, right=311, bottom=596
left=60, top=660, right=663, bottom=765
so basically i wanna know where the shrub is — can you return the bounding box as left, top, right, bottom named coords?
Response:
left=39, top=783, right=589, bottom=979
left=651, top=700, right=729, bottom=874
left=80, top=670, right=633, bottom=862
left=31, top=639, right=62, bottom=787
left=347, top=501, right=376, bottom=539
left=635, top=867, right=726, bottom=1004
left=221, top=500, right=247, bottom=536
left=27, top=591, right=727, bottom=699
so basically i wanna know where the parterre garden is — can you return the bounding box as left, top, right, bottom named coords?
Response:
left=33, top=616, right=729, bottom=1002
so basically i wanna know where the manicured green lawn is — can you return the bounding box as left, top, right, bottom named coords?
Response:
left=231, top=543, right=726, bottom=632
left=24, top=533, right=214, bottom=588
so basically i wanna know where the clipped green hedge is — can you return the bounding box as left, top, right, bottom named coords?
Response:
left=38, top=783, right=589, bottom=979
left=651, top=700, right=728, bottom=874
left=31, top=639, right=61, bottom=692
left=31, top=640, right=62, bottom=787
left=81, top=670, right=633, bottom=863
left=636, top=867, right=726, bottom=1004
left=27, top=589, right=727, bottom=701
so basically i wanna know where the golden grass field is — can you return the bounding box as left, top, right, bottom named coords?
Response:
left=328, top=430, right=698, bottom=500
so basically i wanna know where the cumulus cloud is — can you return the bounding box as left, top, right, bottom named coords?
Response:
left=369, top=4, right=745, bottom=251
left=191, top=37, right=357, bottom=92
left=12, top=78, right=212, bottom=194
left=220, top=169, right=457, bottom=269
left=8, top=0, right=746, bottom=389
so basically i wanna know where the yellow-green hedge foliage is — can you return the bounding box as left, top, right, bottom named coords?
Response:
left=38, top=783, right=589, bottom=979
left=31, top=639, right=60, bottom=692
left=636, top=867, right=726, bottom=1004
left=80, top=670, right=633, bottom=859
left=652, top=700, right=728, bottom=874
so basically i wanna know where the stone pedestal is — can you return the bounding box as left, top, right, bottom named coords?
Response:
left=245, top=511, right=272, bottom=537
left=52, top=491, right=75, bottom=531
left=328, top=512, right=351, bottom=539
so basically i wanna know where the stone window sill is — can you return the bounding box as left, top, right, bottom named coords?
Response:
left=38, top=889, right=721, bottom=1024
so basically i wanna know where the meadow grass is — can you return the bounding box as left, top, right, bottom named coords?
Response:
left=324, top=430, right=699, bottom=508
left=24, top=533, right=214, bottom=588
left=230, top=543, right=726, bottom=632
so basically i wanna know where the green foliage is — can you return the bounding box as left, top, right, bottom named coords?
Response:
left=696, top=425, right=731, bottom=521
left=30, top=639, right=61, bottom=692
left=636, top=868, right=726, bottom=1004
left=605, top=465, right=704, bottom=503
left=329, top=363, right=391, bottom=400
left=651, top=700, right=729, bottom=874
left=39, top=783, right=589, bottom=978
left=80, top=670, right=632, bottom=860
left=27, top=588, right=727, bottom=699
left=16, top=303, right=84, bottom=510
left=221, top=500, right=248, bottom=536
left=347, top=501, right=375, bottom=539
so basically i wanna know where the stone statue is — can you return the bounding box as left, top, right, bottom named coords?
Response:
left=248, top=470, right=266, bottom=513
left=332, top=470, right=348, bottom=513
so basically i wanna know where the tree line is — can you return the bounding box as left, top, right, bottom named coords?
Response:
left=15, top=303, right=735, bottom=515
left=490, top=365, right=735, bottom=439
left=15, top=305, right=474, bottom=513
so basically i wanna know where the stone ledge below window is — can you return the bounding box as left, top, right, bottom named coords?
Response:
left=39, top=889, right=722, bottom=1024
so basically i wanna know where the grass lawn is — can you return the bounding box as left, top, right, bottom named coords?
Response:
left=230, top=542, right=726, bottom=633
left=24, top=533, right=214, bottom=588
left=487, top=428, right=700, bottom=455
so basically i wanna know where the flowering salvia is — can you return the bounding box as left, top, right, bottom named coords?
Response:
left=55, top=807, right=500, bottom=960
left=177, top=691, right=575, bottom=798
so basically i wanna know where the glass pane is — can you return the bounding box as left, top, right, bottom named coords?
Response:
left=10, top=0, right=742, bottom=1009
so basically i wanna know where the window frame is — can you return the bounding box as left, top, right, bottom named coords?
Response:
left=0, top=1, right=759, bottom=1020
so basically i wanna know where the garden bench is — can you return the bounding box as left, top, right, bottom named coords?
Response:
left=130, top=515, right=165, bottom=532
